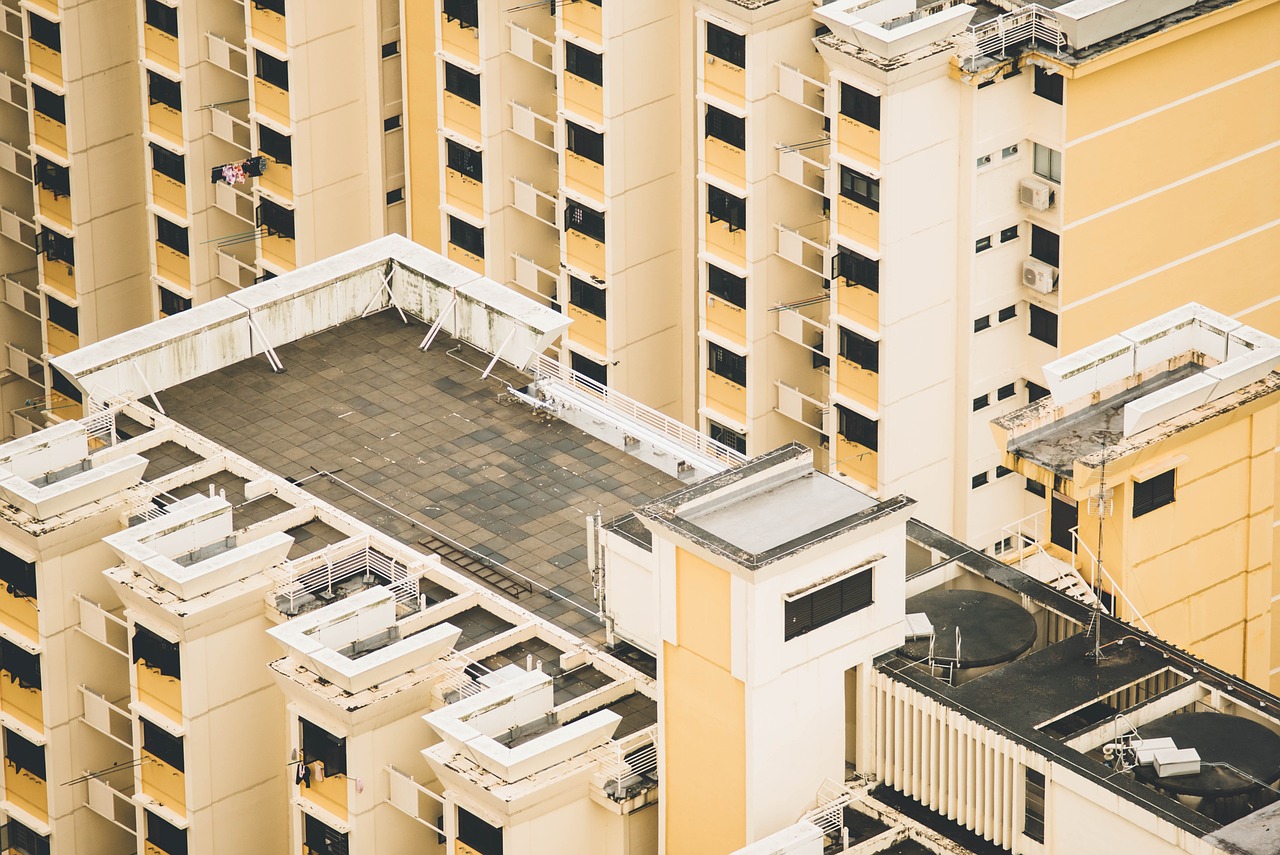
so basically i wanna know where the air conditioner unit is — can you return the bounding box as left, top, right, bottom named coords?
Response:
left=1019, top=177, right=1055, bottom=212
left=1023, top=258, right=1058, bottom=294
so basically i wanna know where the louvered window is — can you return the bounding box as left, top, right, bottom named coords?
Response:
left=784, top=567, right=874, bottom=641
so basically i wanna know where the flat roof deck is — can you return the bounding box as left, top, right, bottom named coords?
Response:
left=158, top=311, right=683, bottom=643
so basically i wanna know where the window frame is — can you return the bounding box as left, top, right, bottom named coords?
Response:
left=707, top=265, right=746, bottom=308
left=565, top=41, right=603, bottom=86
left=37, top=229, right=74, bottom=267
left=149, top=143, right=185, bottom=185
left=1028, top=304, right=1058, bottom=347
left=570, top=351, right=607, bottom=386
left=253, top=50, right=289, bottom=91
left=565, top=121, right=604, bottom=165
left=31, top=84, right=65, bottom=124
left=132, top=625, right=180, bottom=679
left=300, top=718, right=347, bottom=776
left=1030, top=225, right=1060, bottom=267
left=564, top=200, right=606, bottom=243
left=838, top=327, right=878, bottom=373
left=706, top=22, right=745, bottom=68
left=708, top=342, right=746, bottom=387
left=27, top=13, right=60, bottom=52
left=146, top=810, right=188, bottom=855
left=144, top=0, right=178, bottom=36
left=142, top=718, right=185, bottom=772
left=707, top=186, right=746, bottom=232
left=1024, top=768, right=1046, bottom=842
left=1132, top=469, right=1175, bottom=518
left=257, top=199, right=295, bottom=240
left=834, top=247, right=878, bottom=292
left=838, top=166, right=879, bottom=211
left=444, top=62, right=481, bottom=106
left=5, top=729, right=45, bottom=781
left=568, top=276, right=606, bottom=319
left=708, top=421, right=746, bottom=455
left=45, top=294, right=77, bottom=335
left=1033, top=67, right=1063, bottom=104
left=839, top=83, right=880, bottom=129
left=0, top=549, right=35, bottom=601
left=159, top=287, right=191, bottom=316
left=442, top=0, right=479, bottom=30
left=155, top=216, right=189, bottom=256
left=1033, top=143, right=1063, bottom=184
left=836, top=404, right=877, bottom=451
left=147, top=71, right=182, bottom=111
left=445, top=139, right=483, bottom=181
left=447, top=215, right=485, bottom=258
left=783, top=566, right=874, bottom=641
left=257, top=124, right=292, bottom=166
left=0, top=638, right=40, bottom=691
left=704, top=105, right=745, bottom=150
left=33, top=156, right=70, bottom=199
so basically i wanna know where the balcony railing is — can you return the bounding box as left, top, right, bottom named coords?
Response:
left=74, top=595, right=130, bottom=656
left=266, top=535, right=420, bottom=616
left=205, top=32, right=249, bottom=78
left=507, top=21, right=554, bottom=72
left=0, top=138, right=31, bottom=181
left=590, top=724, right=657, bottom=800
left=385, top=766, right=446, bottom=834
left=776, top=63, right=826, bottom=115
left=85, top=777, right=137, bottom=834
left=79, top=686, right=134, bottom=750
left=953, top=4, right=1066, bottom=69
left=508, top=101, right=557, bottom=151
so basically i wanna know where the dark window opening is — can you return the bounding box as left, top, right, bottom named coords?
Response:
left=974, top=315, right=991, bottom=333
left=565, top=42, right=603, bottom=85
left=1024, top=769, right=1046, bottom=842
left=708, top=342, right=746, bottom=387
left=458, top=807, right=503, bottom=855
left=0, top=549, right=36, bottom=601
left=997, top=383, right=1016, bottom=400
left=4, top=818, right=49, bottom=855
left=33, top=156, right=69, bottom=199
left=448, top=215, right=484, bottom=258
left=784, top=567, right=873, bottom=641
left=444, top=63, right=481, bottom=105
left=704, top=105, right=745, bottom=150
left=147, top=71, right=181, bottom=111
left=142, top=719, right=184, bottom=772
left=976, top=236, right=992, bottom=252
left=31, top=85, right=65, bottom=124
left=1026, top=478, right=1046, bottom=497
left=300, top=719, right=346, bottom=776
left=836, top=405, right=877, bottom=451
left=132, top=625, right=180, bottom=679
left=707, top=265, right=745, bottom=308
left=46, top=297, right=77, bottom=338
left=834, top=247, right=878, bottom=291
left=1029, top=304, right=1058, bottom=347
left=1033, top=67, right=1063, bottom=104
left=27, top=13, right=60, bottom=52
left=383, top=114, right=402, bottom=132
left=381, top=41, right=399, bottom=58
left=258, top=124, right=292, bottom=165
left=709, top=421, right=746, bottom=455
left=446, top=139, right=483, bottom=181
left=1133, top=469, right=1175, bottom=518
left=254, top=50, right=289, bottom=91
left=37, top=229, right=73, bottom=267
left=707, top=186, right=745, bottom=232
left=998, top=304, right=1017, bottom=322
left=257, top=199, right=295, bottom=240
left=838, top=327, right=878, bottom=373
left=0, top=638, right=40, bottom=691
left=569, top=276, right=606, bottom=319
left=51, top=367, right=81, bottom=403
left=144, top=0, right=178, bottom=36
left=972, top=472, right=989, bottom=489
left=155, top=216, right=189, bottom=256
left=443, top=0, right=479, bottom=30
left=570, top=352, right=607, bottom=386
left=304, top=815, right=350, bottom=855
left=566, top=121, right=604, bottom=165
left=706, top=22, right=745, bottom=68
left=1030, top=225, right=1059, bottom=267
left=996, top=465, right=1014, bottom=478
left=159, top=287, right=191, bottom=316
left=5, top=729, right=44, bottom=781
left=252, top=0, right=286, bottom=14
left=1026, top=380, right=1049, bottom=402
left=564, top=201, right=605, bottom=243
left=973, top=394, right=989, bottom=411
left=1001, top=225, right=1019, bottom=243
left=149, top=143, right=185, bottom=185
left=386, top=188, right=403, bottom=205
left=146, top=811, right=187, bottom=855
left=839, top=83, right=880, bottom=129
left=839, top=166, right=879, bottom=211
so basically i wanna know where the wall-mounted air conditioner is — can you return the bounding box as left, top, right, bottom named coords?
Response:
left=1019, top=177, right=1056, bottom=212
left=1023, top=258, right=1058, bottom=294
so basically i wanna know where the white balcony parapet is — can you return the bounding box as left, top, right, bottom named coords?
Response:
left=0, top=139, right=31, bottom=181
left=0, top=207, right=36, bottom=250
left=216, top=246, right=258, bottom=289
left=510, top=178, right=557, bottom=227
left=5, top=343, right=44, bottom=387
left=507, top=22, right=554, bottom=72
left=775, top=224, right=828, bottom=276
left=209, top=105, right=252, bottom=150
left=777, top=144, right=828, bottom=194
left=386, top=766, right=447, bottom=834
left=776, top=63, right=826, bottom=115
left=508, top=101, right=557, bottom=151
left=86, top=777, right=137, bottom=834
left=214, top=180, right=255, bottom=223
left=205, top=32, right=249, bottom=78
left=75, top=595, right=130, bottom=655
left=0, top=71, right=27, bottom=110
left=776, top=382, right=826, bottom=433
left=79, top=686, right=134, bottom=750
left=3, top=276, right=42, bottom=320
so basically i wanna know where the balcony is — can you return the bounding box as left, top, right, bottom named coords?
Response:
left=705, top=369, right=746, bottom=425
left=5, top=758, right=47, bottom=824
left=561, top=0, right=602, bottom=45
left=508, top=100, right=554, bottom=151
left=85, top=777, right=136, bottom=835
left=151, top=171, right=186, bottom=220
left=385, top=766, right=446, bottom=835
left=838, top=113, right=880, bottom=170
left=2, top=276, right=42, bottom=323
left=213, top=180, right=253, bottom=225
left=253, top=78, right=289, bottom=128
left=75, top=595, right=129, bottom=656
left=4, top=343, right=44, bottom=388
left=703, top=54, right=744, bottom=108
left=836, top=279, right=877, bottom=330
left=0, top=208, right=36, bottom=251
left=705, top=213, right=746, bottom=268
left=0, top=71, right=27, bottom=111
left=834, top=435, right=876, bottom=491
left=147, top=101, right=183, bottom=149
left=141, top=746, right=186, bottom=818
left=565, top=229, right=605, bottom=281
left=836, top=353, right=878, bottom=412
left=566, top=304, right=606, bottom=357
left=154, top=240, right=190, bottom=289
left=704, top=136, right=745, bottom=189
left=776, top=381, right=826, bottom=433
left=444, top=167, right=483, bottom=219
left=144, top=24, right=180, bottom=75
left=215, top=245, right=258, bottom=290
left=563, top=72, right=603, bottom=123
left=0, top=139, right=31, bottom=181
left=564, top=151, right=604, bottom=203
left=706, top=293, right=745, bottom=347
left=39, top=254, right=74, bottom=303
left=32, top=110, right=66, bottom=159
left=27, top=35, right=62, bottom=88
left=441, top=11, right=478, bottom=64
left=80, top=687, right=134, bottom=750
left=443, top=92, right=482, bottom=143
left=777, top=142, right=828, bottom=195
left=776, top=63, right=825, bottom=116
left=774, top=302, right=827, bottom=357
left=511, top=254, right=560, bottom=307
left=837, top=195, right=878, bottom=248
left=508, top=22, right=553, bottom=72
left=205, top=32, right=249, bottom=80
left=210, top=104, right=252, bottom=152
left=446, top=242, right=483, bottom=275
left=510, top=178, right=556, bottom=227
left=775, top=223, right=827, bottom=277
left=249, top=1, right=286, bottom=53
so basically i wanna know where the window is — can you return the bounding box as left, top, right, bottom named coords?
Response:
left=132, top=625, right=180, bottom=679
left=1026, top=478, right=1046, bottom=497
left=33, top=156, right=69, bottom=199
left=1033, top=67, right=1063, bottom=104
left=149, top=144, right=185, bottom=184
left=252, top=0, right=286, bottom=14
left=708, top=342, right=746, bottom=387
left=704, top=105, right=745, bottom=150
left=254, top=50, right=289, bottom=91
left=304, top=815, right=349, bottom=855
left=257, top=199, right=295, bottom=240
left=570, top=351, right=607, bottom=386
left=996, top=465, right=1014, bottom=478
left=569, top=276, right=606, bottom=319
left=46, top=297, right=77, bottom=336
left=972, top=472, right=989, bottom=489
left=564, top=201, right=605, bottom=243
left=448, top=215, right=484, bottom=258
left=997, top=383, right=1016, bottom=400
left=566, top=121, right=604, bottom=165
left=0, top=638, right=39, bottom=690
left=973, top=315, right=991, bottom=333
left=1028, top=304, right=1058, bottom=347
left=27, top=13, right=60, bottom=51
left=1001, top=143, right=1019, bottom=158
left=975, top=236, right=992, bottom=252
left=1025, top=381, right=1050, bottom=403
left=443, top=0, right=479, bottom=30
left=300, top=718, right=347, bottom=776
left=973, top=394, right=989, bottom=411
left=51, top=367, right=80, bottom=403
left=707, top=186, right=745, bottom=232
left=838, top=327, right=878, bottom=373
left=1133, top=469, right=1175, bottom=518
left=998, top=305, right=1017, bottom=322
left=1030, top=225, right=1059, bottom=267
left=0, top=549, right=35, bottom=602
left=836, top=405, right=877, bottom=451
left=839, top=166, right=879, bottom=211
left=706, top=22, right=744, bottom=68
left=155, top=216, right=189, bottom=256
left=565, top=42, right=603, bottom=85
left=834, top=247, right=878, bottom=291
left=386, top=188, right=403, bottom=205
left=1000, top=225, right=1019, bottom=243
left=258, top=124, right=292, bottom=165
left=1024, top=768, right=1046, bottom=842
left=144, top=0, right=178, bottom=36
left=976, top=154, right=991, bottom=168
left=383, top=114, right=401, bottom=132
left=147, top=71, right=181, bottom=111
left=784, top=567, right=873, bottom=641
left=381, top=40, right=399, bottom=58
left=37, top=229, right=73, bottom=266
left=5, top=729, right=44, bottom=781
left=446, top=139, right=483, bottom=181
left=839, top=83, right=880, bottom=128
left=159, top=287, right=191, bottom=316
left=459, top=807, right=503, bottom=855
left=142, top=719, right=184, bottom=772
left=31, top=85, right=65, bottom=124
left=444, top=62, right=481, bottom=105
left=1033, top=143, right=1062, bottom=183
left=6, top=819, right=49, bottom=855
left=709, top=421, right=746, bottom=455
left=146, top=811, right=187, bottom=855
left=707, top=264, right=745, bottom=308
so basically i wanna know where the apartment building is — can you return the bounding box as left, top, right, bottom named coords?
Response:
left=0, top=0, right=406, bottom=439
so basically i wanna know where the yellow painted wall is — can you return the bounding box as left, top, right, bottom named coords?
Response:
left=300, top=769, right=347, bottom=820
left=703, top=56, right=745, bottom=108
left=41, top=258, right=75, bottom=303
left=1059, top=0, right=1280, bottom=350
left=0, top=678, right=42, bottom=733
left=446, top=242, right=484, bottom=274
left=440, top=14, right=479, bottom=64
left=562, top=1, right=602, bottom=44
left=32, top=113, right=67, bottom=159
left=260, top=233, right=296, bottom=271
left=4, top=759, right=46, bottom=822
left=155, top=241, right=190, bottom=288
left=567, top=304, right=607, bottom=356
left=836, top=437, right=877, bottom=491
left=405, top=1, right=442, bottom=249
left=565, top=151, right=605, bottom=202
left=36, top=186, right=71, bottom=231
left=663, top=548, right=745, bottom=854
left=564, top=73, right=604, bottom=122
left=144, top=25, right=180, bottom=73
left=45, top=319, right=77, bottom=357
left=444, top=168, right=483, bottom=219
left=705, top=137, right=746, bottom=187
left=566, top=230, right=606, bottom=280
left=259, top=154, right=293, bottom=201
left=250, top=5, right=287, bottom=53
left=706, top=295, right=746, bottom=346
left=836, top=356, right=877, bottom=411
left=705, top=215, right=746, bottom=267
left=837, top=115, right=879, bottom=169
left=837, top=197, right=878, bottom=248
left=148, top=102, right=183, bottom=148
left=837, top=282, right=878, bottom=330
left=27, top=39, right=62, bottom=88
left=254, top=79, right=290, bottom=128
left=151, top=170, right=186, bottom=219
left=141, top=749, right=186, bottom=817
left=137, top=663, right=182, bottom=723
left=705, top=370, right=746, bottom=424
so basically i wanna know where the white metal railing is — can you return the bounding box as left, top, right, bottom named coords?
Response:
left=85, top=777, right=137, bottom=834
left=432, top=652, right=489, bottom=700
left=802, top=778, right=857, bottom=838
left=954, top=4, right=1066, bottom=66
left=385, top=766, right=446, bottom=834
left=507, top=21, right=554, bottom=72
left=205, top=32, right=249, bottom=78
left=508, top=101, right=557, bottom=151
left=216, top=246, right=258, bottom=289
left=776, top=63, right=826, bottom=115
left=1000, top=510, right=1101, bottom=608
left=777, top=143, right=828, bottom=194
left=209, top=104, right=252, bottom=150
left=0, top=139, right=30, bottom=180
left=0, top=207, right=37, bottom=249
left=5, top=343, right=44, bottom=387
left=2, top=275, right=41, bottom=320
left=528, top=352, right=748, bottom=466
left=590, top=724, right=657, bottom=785
left=79, top=686, right=134, bottom=750
left=0, top=71, right=27, bottom=110
left=510, top=178, right=557, bottom=227
left=74, top=595, right=130, bottom=656
left=268, top=535, right=420, bottom=615
left=82, top=407, right=117, bottom=450
left=1070, top=527, right=1153, bottom=633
